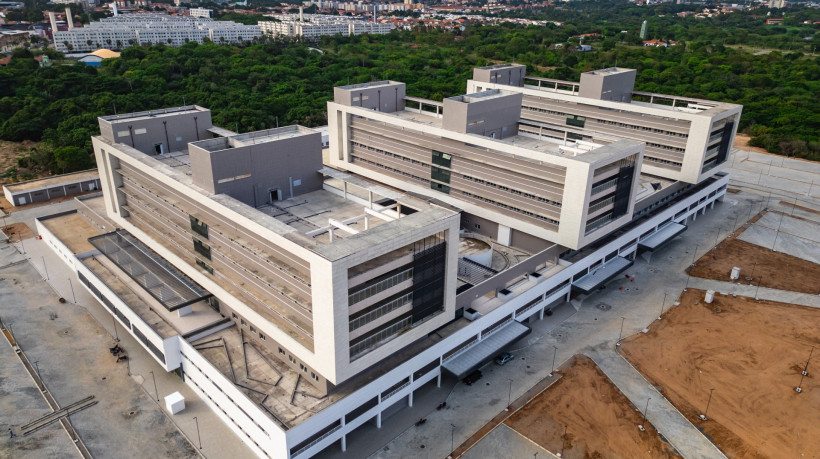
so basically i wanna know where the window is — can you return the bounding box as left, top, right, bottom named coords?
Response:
left=232, top=313, right=238, bottom=319
left=278, top=347, right=285, bottom=355
left=432, top=150, right=452, bottom=168
left=240, top=319, right=246, bottom=326
left=431, top=182, right=450, bottom=194
left=249, top=325, right=255, bottom=333
left=259, top=333, right=265, bottom=340
left=196, top=259, right=213, bottom=274
left=189, top=215, right=209, bottom=239
left=566, top=114, right=586, bottom=128
left=193, top=238, right=211, bottom=260
left=299, top=363, right=307, bottom=372
left=289, top=355, right=296, bottom=364
left=431, top=166, right=451, bottom=184
left=311, top=372, right=319, bottom=381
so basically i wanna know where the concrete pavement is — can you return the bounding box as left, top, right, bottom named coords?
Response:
left=584, top=344, right=725, bottom=459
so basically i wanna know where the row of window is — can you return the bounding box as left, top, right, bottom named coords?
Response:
left=352, top=141, right=430, bottom=169
left=459, top=173, right=563, bottom=207
left=349, top=315, right=413, bottom=359
left=588, top=196, right=615, bottom=214
left=585, top=212, right=615, bottom=235
left=591, top=177, right=619, bottom=196
left=459, top=189, right=560, bottom=226
left=348, top=268, right=414, bottom=305
left=181, top=352, right=271, bottom=456
left=644, top=156, right=683, bottom=168
left=350, top=292, right=413, bottom=332
left=595, top=118, right=689, bottom=138
left=278, top=347, right=320, bottom=381
left=522, top=105, right=689, bottom=138
left=353, top=156, right=430, bottom=185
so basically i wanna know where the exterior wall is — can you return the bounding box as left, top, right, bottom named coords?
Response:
left=4, top=174, right=101, bottom=207
left=441, top=91, right=522, bottom=139
left=472, top=64, right=525, bottom=87
left=327, top=102, right=643, bottom=249
left=99, top=107, right=213, bottom=155
left=578, top=68, right=637, bottom=102
left=189, top=130, right=323, bottom=207
left=333, top=81, right=406, bottom=113
left=287, top=173, right=729, bottom=459
left=460, top=212, right=499, bottom=240
left=91, top=137, right=354, bottom=383
left=465, top=79, right=742, bottom=184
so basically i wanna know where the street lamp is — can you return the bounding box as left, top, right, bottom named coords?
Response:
left=557, top=425, right=567, bottom=458
left=659, top=292, right=667, bottom=320
left=505, top=378, right=513, bottom=411
left=193, top=416, right=202, bottom=449
left=699, top=388, right=715, bottom=421
left=450, top=423, right=455, bottom=453
left=549, top=346, right=558, bottom=377
left=802, top=346, right=814, bottom=377
left=616, top=317, right=625, bottom=347
left=149, top=370, right=159, bottom=402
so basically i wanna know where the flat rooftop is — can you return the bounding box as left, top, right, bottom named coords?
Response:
left=99, top=105, right=208, bottom=124
left=4, top=169, right=98, bottom=193
left=39, top=211, right=100, bottom=254
left=335, top=80, right=401, bottom=91
left=95, top=135, right=457, bottom=259
left=190, top=125, right=316, bottom=153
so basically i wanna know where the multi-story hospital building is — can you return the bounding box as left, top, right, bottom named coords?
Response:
left=37, top=65, right=740, bottom=458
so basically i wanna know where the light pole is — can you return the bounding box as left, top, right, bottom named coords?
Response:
left=713, top=226, right=722, bottom=249
left=549, top=346, right=558, bottom=377
left=802, top=346, right=814, bottom=377
left=659, top=292, right=667, bottom=320
left=700, top=388, right=715, bottom=420
left=150, top=370, right=159, bottom=402
left=755, top=277, right=763, bottom=300
left=33, top=361, right=40, bottom=379
left=42, top=256, right=49, bottom=280
left=505, top=378, right=513, bottom=411
left=113, top=317, right=119, bottom=342
left=691, top=244, right=699, bottom=266
left=642, top=397, right=651, bottom=424
left=616, top=317, right=625, bottom=347
left=193, top=416, right=202, bottom=449
left=67, top=278, right=76, bottom=303
left=558, top=425, right=567, bottom=458
left=450, top=423, right=455, bottom=453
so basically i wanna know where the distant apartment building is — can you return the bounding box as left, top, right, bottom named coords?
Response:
left=38, top=66, right=737, bottom=458
left=301, top=0, right=409, bottom=12
left=260, top=14, right=394, bottom=38
left=53, top=14, right=262, bottom=52
left=467, top=64, right=742, bottom=184
left=189, top=7, right=214, bottom=19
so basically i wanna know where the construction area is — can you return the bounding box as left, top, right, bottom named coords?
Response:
left=503, top=355, right=680, bottom=459
left=620, top=289, right=820, bottom=458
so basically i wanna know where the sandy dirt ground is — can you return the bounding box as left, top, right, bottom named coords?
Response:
left=689, top=237, right=820, bottom=294
left=621, top=289, right=820, bottom=458
left=733, top=134, right=769, bottom=154
left=0, top=140, right=48, bottom=187
left=504, top=355, right=681, bottom=459
left=1, top=222, right=35, bottom=242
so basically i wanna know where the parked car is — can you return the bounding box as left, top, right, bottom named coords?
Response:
left=463, top=370, right=482, bottom=386
left=495, top=352, right=515, bottom=366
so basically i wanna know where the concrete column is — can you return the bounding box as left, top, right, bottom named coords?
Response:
left=376, top=412, right=382, bottom=428
left=368, top=190, right=373, bottom=209
left=343, top=181, right=347, bottom=200
left=341, top=435, right=346, bottom=452
left=539, top=307, right=545, bottom=320
left=436, top=372, right=441, bottom=387
left=692, top=211, right=697, bottom=221
left=710, top=201, right=715, bottom=210
left=408, top=392, right=413, bottom=407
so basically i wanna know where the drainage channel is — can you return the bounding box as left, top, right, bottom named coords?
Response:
left=0, top=317, right=95, bottom=458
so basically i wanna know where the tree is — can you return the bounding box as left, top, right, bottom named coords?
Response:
left=53, top=146, right=92, bottom=173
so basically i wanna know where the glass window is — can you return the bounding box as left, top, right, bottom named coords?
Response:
left=566, top=114, right=586, bottom=128
left=431, top=166, right=451, bottom=184
left=189, top=215, right=209, bottom=239
left=431, top=150, right=452, bottom=168
left=196, top=259, right=213, bottom=274
left=431, top=182, right=450, bottom=194
left=193, top=238, right=211, bottom=260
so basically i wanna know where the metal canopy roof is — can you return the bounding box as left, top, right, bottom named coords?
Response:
left=571, top=256, right=633, bottom=295
left=638, top=222, right=687, bottom=251
left=442, top=320, right=531, bottom=378
left=89, top=230, right=211, bottom=311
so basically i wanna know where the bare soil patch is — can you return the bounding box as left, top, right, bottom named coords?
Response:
left=689, top=237, right=820, bottom=294
left=621, top=289, right=820, bottom=458
left=504, top=355, right=680, bottom=459
left=0, top=140, right=48, bottom=186
left=2, top=222, right=35, bottom=242
left=733, top=133, right=769, bottom=154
